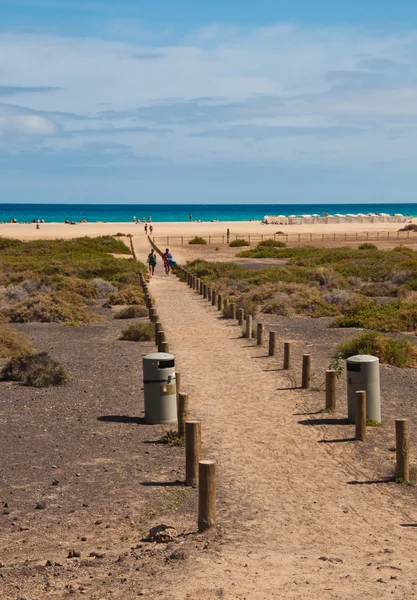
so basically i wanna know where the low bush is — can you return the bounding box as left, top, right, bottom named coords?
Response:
left=400, top=224, right=417, bottom=232
left=334, top=330, right=417, bottom=368
left=119, top=322, right=154, bottom=341
left=114, top=305, right=148, bottom=319
left=91, top=278, right=118, bottom=298
left=332, top=300, right=417, bottom=332
left=257, top=239, right=286, bottom=248
left=108, top=285, right=145, bottom=305
left=230, top=239, right=250, bottom=247
left=0, top=326, right=35, bottom=358
left=358, top=243, right=377, bottom=250
left=1, top=352, right=67, bottom=387
left=188, top=236, right=207, bottom=245
left=3, top=293, right=99, bottom=325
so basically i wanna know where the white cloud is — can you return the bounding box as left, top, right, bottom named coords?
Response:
left=1, top=24, right=417, bottom=166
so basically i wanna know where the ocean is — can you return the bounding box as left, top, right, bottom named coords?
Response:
left=1, top=203, right=416, bottom=223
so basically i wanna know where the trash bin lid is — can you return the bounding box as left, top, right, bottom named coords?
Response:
left=144, top=352, right=174, bottom=361
left=346, top=354, right=379, bottom=363
left=143, top=352, right=175, bottom=370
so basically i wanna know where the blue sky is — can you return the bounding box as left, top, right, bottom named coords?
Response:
left=2, top=0, right=417, bottom=203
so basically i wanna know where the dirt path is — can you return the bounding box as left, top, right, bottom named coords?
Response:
left=147, top=270, right=417, bottom=600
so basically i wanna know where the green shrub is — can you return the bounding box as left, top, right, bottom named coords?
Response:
left=1, top=352, right=67, bottom=387
left=334, top=331, right=417, bottom=368
left=0, top=326, right=35, bottom=358
left=114, top=305, right=148, bottom=319
left=400, top=224, right=417, bottom=232
left=2, top=293, right=99, bottom=325
left=119, top=322, right=154, bottom=341
left=188, top=236, right=207, bottom=245
left=230, top=239, right=250, bottom=247
left=358, top=243, right=377, bottom=250
left=257, top=239, right=286, bottom=248
left=332, top=300, right=417, bottom=332
left=108, top=285, right=145, bottom=305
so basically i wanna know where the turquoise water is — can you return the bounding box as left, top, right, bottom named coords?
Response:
left=1, top=203, right=416, bottom=223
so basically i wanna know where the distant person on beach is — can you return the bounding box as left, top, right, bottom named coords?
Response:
left=149, top=224, right=153, bottom=234
left=162, top=248, right=173, bottom=276
left=189, top=214, right=192, bottom=222
left=147, top=249, right=157, bottom=276
left=144, top=223, right=148, bottom=234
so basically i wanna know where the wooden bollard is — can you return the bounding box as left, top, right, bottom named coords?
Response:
left=203, top=284, right=207, bottom=299
left=245, top=314, right=253, bottom=338
left=395, top=418, right=410, bottom=483
left=217, top=294, right=223, bottom=311
left=154, top=321, right=162, bottom=345
left=257, top=322, right=264, bottom=345
left=325, top=370, right=336, bottom=411
left=185, top=420, right=202, bottom=487
left=149, top=307, right=157, bottom=321
left=198, top=460, right=216, bottom=532
left=160, top=341, right=169, bottom=354
left=212, top=290, right=217, bottom=306
left=268, top=331, right=277, bottom=356
left=238, top=308, right=244, bottom=326
left=199, top=281, right=203, bottom=295
left=207, top=287, right=212, bottom=301
left=176, top=371, right=181, bottom=410
left=230, top=303, right=237, bottom=320
left=177, top=392, right=188, bottom=438
left=302, top=354, right=311, bottom=389
left=283, top=342, right=292, bottom=370
left=157, top=330, right=166, bottom=352
left=355, top=390, right=366, bottom=441
left=223, top=298, right=229, bottom=312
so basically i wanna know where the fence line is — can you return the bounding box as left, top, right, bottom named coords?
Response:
left=154, top=230, right=417, bottom=247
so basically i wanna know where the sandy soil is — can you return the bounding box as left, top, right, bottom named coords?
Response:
left=141, top=270, right=417, bottom=600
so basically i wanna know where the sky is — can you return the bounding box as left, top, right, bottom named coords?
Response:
left=2, top=0, right=417, bottom=204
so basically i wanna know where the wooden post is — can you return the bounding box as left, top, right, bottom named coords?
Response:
left=203, top=284, right=207, bottom=299
left=325, top=370, right=336, bottom=411
left=223, top=298, right=229, bottom=313
left=268, top=331, right=277, bottom=356
left=245, top=314, right=252, bottom=338
left=355, top=391, right=366, bottom=441
left=257, top=322, right=264, bottom=346
left=212, top=290, right=217, bottom=306
left=395, top=418, right=410, bottom=483
left=185, top=420, right=202, bottom=487
left=199, top=281, right=203, bottom=295
left=198, top=460, right=216, bottom=532
left=149, top=307, right=157, bottom=322
left=154, top=321, right=162, bottom=345
left=207, top=287, right=212, bottom=301
left=157, top=330, right=166, bottom=352
left=177, top=392, right=188, bottom=438
left=217, top=294, right=223, bottom=311
left=175, top=371, right=181, bottom=410
left=230, top=303, right=237, bottom=320
left=283, top=342, right=292, bottom=370
left=238, top=308, right=244, bottom=326
left=302, top=354, right=311, bottom=389
left=160, top=341, right=169, bottom=354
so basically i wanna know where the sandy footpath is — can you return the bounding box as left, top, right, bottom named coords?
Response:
left=145, top=270, right=417, bottom=600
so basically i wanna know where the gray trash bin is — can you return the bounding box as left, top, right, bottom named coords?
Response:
left=346, top=354, right=381, bottom=424
left=143, top=352, right=177, bottom=424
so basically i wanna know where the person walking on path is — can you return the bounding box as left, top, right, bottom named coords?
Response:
left=162, top=248, right=173, bottom=276
left=147, top=249, right=157, bottom=276
left=149, top=224, right=153, bottom=235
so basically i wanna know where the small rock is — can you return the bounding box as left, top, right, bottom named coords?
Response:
left=148, top=524, right=178, bottom=544
left=45, top=559, right=53, bottom=567
left=19, top=526, right=29, bottom=532
left=102, top=303, right=112, bottom=309
left=3, top=509, right=10, bottom=515
left=94, top=519, right=103, bottom=525
left=82, top=503, right=89, bottom=507
left=167, top=549, right=187, bottom=561
left=377, top=578, right=386, bottom=583
left=51, top=480, right=59, bottom=486
left=67, top=549, right=81, bottom=558
left=89, top=552, right=105, bottom=559
left=318, top=556, right=343, bottom=564
left=81, top=537, right=87, bottom=542
left=35, top=501, right=46, bottom=510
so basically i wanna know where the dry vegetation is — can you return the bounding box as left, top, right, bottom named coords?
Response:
left=0, top=325, right=35, bottom=358
left=0, top=237, right=146, bottom=325
left=119, top=322, right=155, bottom=341
left=184, top=241, right=417, bottom=365
left=1, top=351, right=67, bottom=387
